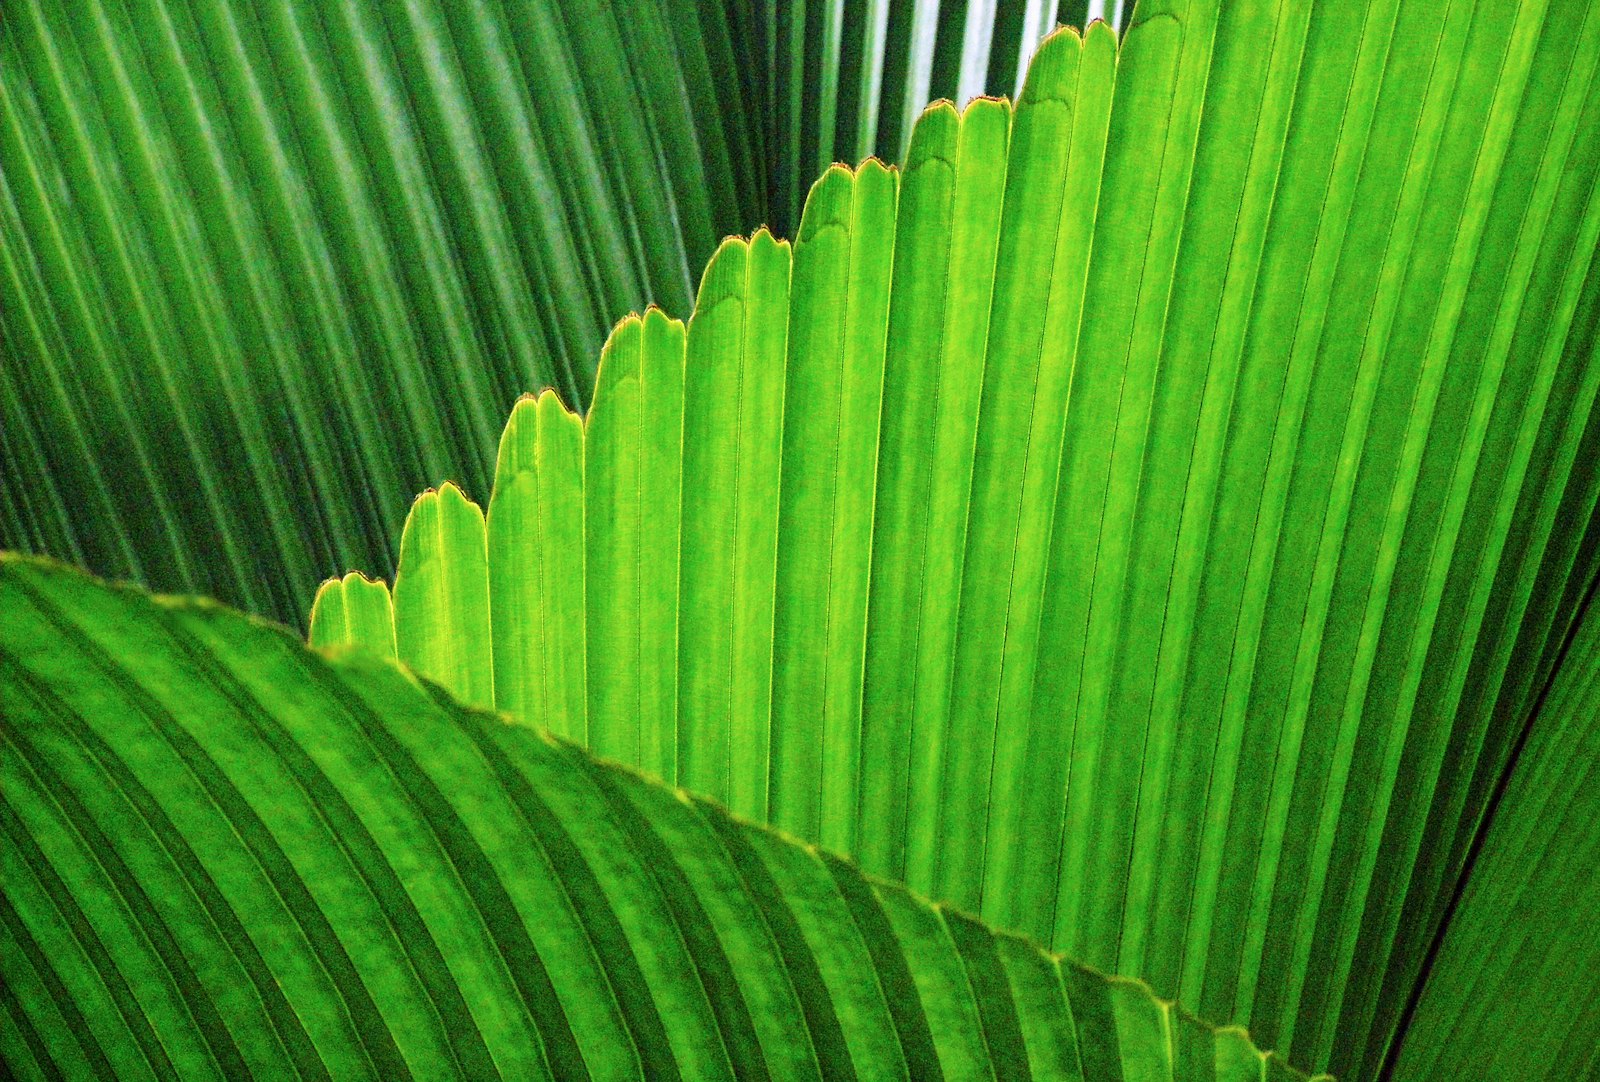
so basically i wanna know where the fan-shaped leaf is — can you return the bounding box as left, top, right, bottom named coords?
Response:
left=318, top=2, right=1600, bottom=1074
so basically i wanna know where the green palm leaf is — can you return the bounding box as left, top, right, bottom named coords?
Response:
left=313, top=2, right=1600, bottom=1075
left=0, top=554, right=1321, bottom=1081
left=0, top=0, right=744, bottom=617
left=1388, top=587, right=1599, bottom=1080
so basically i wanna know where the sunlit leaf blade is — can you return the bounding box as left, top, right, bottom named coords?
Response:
left=584, top=310, right=686, bottom=774
left=393, top=482, right=493, bottom=711
left=861, top=92, right=1013, bottom=887
left=1385, top=588, right=1600, bottom=1080
left=308, top=571, right=396, bottom=661
left=770, top=159, right=899, bottom=854
left=677, top=229, right=794, bottom=819
left=322, top=0, right=1600, bottom=1073
left=0, top=554, right=1317, bottom=1081
left=491, top=391, right=588, bottom=743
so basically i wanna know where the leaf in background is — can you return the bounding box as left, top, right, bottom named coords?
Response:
left=0, top=0, right=750, bottom=625
left=0, top=0, right=1065, bottom=629
left=0, top=554, right=1320, bottom=1081
left=319, top=0, right=1600, bottom=1074
left=1385, top=585, right=1599, bottom=1080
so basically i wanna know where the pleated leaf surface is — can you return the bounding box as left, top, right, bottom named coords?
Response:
left=0, top=554, right=1320, bottom=1082
left=319, top=2, right=1600, bottom=1075
left=0, top=0, right=1068, bottom=628
left=1385, top=586, right=1599, bottom=1081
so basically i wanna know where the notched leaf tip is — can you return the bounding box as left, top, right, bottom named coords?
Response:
left=605, top=310, right=645, bottom=339
left=409, top=479, right=479, bottom=509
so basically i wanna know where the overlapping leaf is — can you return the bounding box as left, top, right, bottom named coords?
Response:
left=1386, top=586, right=1599, bottom=1079
left=0, top=555, right=1322, bottom=1081
left=317, top=1, right=1600, bottom=1075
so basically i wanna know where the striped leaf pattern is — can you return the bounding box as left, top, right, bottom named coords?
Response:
left=1388, top=586, right=1599, bottom=1080
left=769, top=0, right=1095, bottom=227
left=319, top=2, right=1600, bottom=1075
left=0, top=554, right=1320, bottom=1081
left=0, top=0, right=1067, bottom=628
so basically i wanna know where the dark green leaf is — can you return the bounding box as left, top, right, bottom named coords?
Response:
left=0, top=554, right=1318, bottom=1081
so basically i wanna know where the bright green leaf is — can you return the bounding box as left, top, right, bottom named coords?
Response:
left=393, top=481, right=494, bottom=711
left=491, top=391, right=588, bottom=742
left=308, top=571, right=396, bottom=660
left=318, top=3, right=1600, bottom=1075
